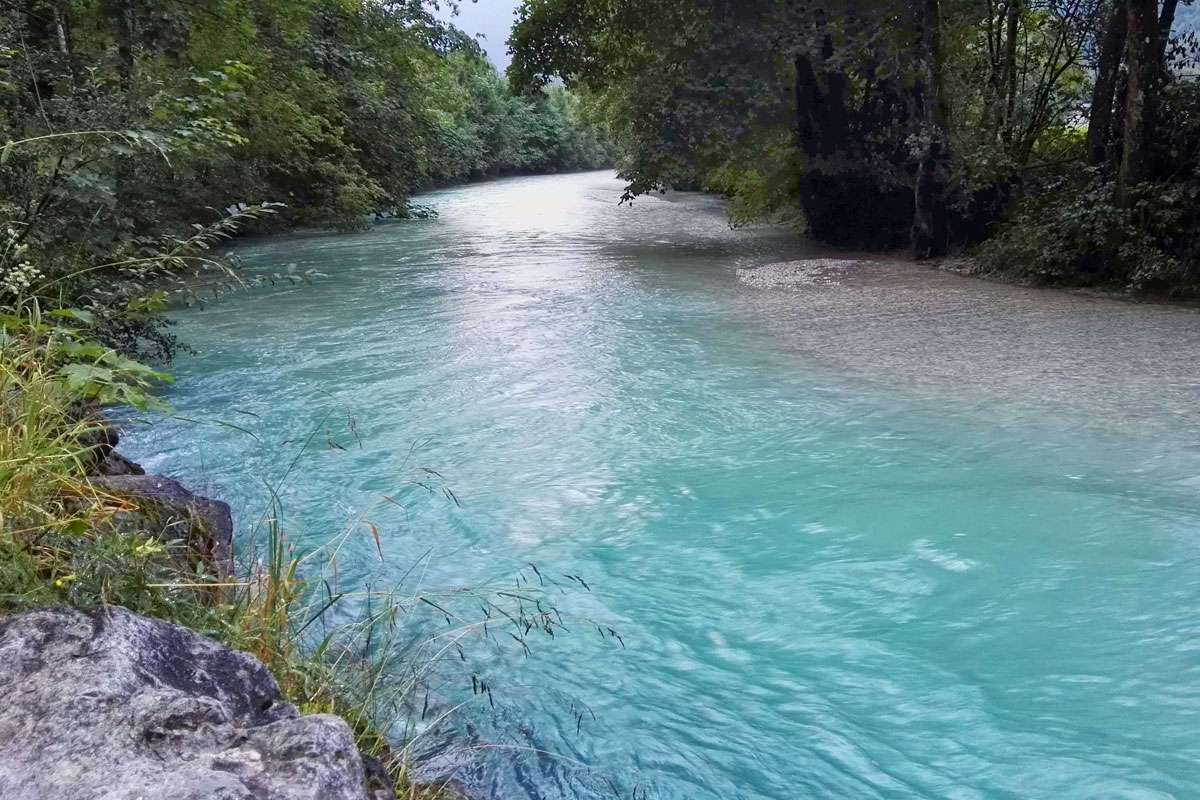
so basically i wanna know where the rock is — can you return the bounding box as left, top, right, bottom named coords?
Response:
left=363, top=754, right=398, bottom=798
left=89, top=474, right=234, bottom=578
left=0, top=606, right=387, bottom=800
left=76, top=422, right=121, bottom=473
left=76, top=422, right=147, bottom=475
left=95, top=449, right=146, bottom=476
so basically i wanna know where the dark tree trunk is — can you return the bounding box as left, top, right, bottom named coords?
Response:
left=117, top=6, right=136, bottom=98
left=793, top=51, right=913, bottom=250
left=926, top=0, right=951, bottom=129
left=1158, top=0, right=1179, bottom=63
left=793, top=52, right=822, bottom=159
left=912, top=139, right=950, bottom=258
left=1118, top=0, right=1161, bottom=197
left=794, top=37, right=849, bottom=159
left=792, top=2, right=956, bottom=255
left=982, top=0, right=1003, bottom=135
left=1089, top=1, right=1127, bottom=166
left=1001, top=0, right=1021, bottom=143
left=911, top=0, right=953, bottom=259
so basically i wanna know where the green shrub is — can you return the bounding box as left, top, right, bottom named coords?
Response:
left=974, top=172, right=1199, bottom=296
left=703, top=128, right=806, bottom=229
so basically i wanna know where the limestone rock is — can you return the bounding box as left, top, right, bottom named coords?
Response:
left=0, top=606, right=387, bottom=800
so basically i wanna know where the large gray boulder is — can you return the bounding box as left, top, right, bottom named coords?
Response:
left=0, top=606, right=391, bottom=800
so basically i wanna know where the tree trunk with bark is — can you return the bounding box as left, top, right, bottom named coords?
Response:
left=793, top=49, right=916, bottom=250
left=1158, top=0, right=1179, bottom=63
left=1117, top=0, right=1161, bottom=198
left=1088, top=1, right=1127, bottom=166
left=1001, top=0, right=1021, bottom=143
left=911, top=0, right=953, bottom=258
left=791, top=1, right=956, bottom=255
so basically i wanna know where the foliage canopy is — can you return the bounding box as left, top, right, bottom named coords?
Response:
left=511, top=0, right=1200, bottom=293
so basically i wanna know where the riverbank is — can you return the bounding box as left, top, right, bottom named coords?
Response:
left=735, top=251, right=1200, bottom=309
left=0, top=328, right=460, bottom=798
left=933, top=255, right=1200, bottom=309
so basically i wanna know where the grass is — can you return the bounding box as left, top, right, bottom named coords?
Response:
left=0, top=317, right=601, bottom=799
left=0, top=328, right=115, bottom=606
left=0, top=323, right=467, bottom=798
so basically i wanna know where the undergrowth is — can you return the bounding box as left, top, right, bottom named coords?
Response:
left=972, top=171, right=1200, bottom=296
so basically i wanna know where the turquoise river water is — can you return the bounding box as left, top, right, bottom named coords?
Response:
left=126, top=172, right=1200, bottom=800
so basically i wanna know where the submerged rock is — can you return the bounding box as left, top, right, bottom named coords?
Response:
left=0, top=606, right=390, bottom=800
left=737, top=258, right=877, bottom=289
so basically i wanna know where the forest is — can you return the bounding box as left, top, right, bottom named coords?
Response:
left=5, top=0, right=1199, bottom=346
left=511, top=0, right=1200, bottom=296
left=2, top=0, right=611, bottom=357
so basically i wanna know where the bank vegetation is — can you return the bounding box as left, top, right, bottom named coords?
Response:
left=511, top=0, right=1200, bottom=296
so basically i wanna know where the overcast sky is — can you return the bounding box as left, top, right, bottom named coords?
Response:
left=438, top=0, right=521, bottom=71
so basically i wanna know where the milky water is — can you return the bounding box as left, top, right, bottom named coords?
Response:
left=125, top=172, right=1200, bottom=800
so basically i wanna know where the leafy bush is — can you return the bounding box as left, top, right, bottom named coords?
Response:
left=974, top=169, right=1199, bottom=296
left=0, top=318, right=184, bottom=611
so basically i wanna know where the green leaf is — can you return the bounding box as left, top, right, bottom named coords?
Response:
left=59, top=363, right=114, bottom=393
left=99, top=352, right=174, bottom=384
left=54, top=341, right=109, bottom=360
left=49, top=308, right=97, bottom=325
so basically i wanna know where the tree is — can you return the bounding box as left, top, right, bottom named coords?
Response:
left=1089, top=1, right=1127, bottom=166
left=1, top=0, right=612, bottom=354
left=1085, top=0, right=1188, bottom=198
left=512, top=0, right=959, bottom=255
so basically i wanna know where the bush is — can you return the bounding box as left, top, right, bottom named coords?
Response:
left=703, top=128, right=806, bottom=229
left=973, top=170, right=1200, bottom=296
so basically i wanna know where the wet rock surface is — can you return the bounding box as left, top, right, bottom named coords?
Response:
left=0, top=606, right=388, bottom=800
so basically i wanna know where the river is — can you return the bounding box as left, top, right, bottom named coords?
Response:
left=126, top=171, right=1200, bottom=799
